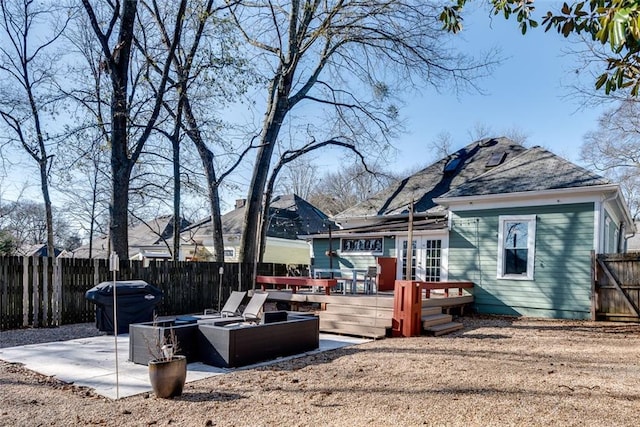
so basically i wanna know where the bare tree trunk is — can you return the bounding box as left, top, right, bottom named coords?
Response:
left=239, top=92, right=288, bottom=267
left=104, top=0, right=137, bottom=259
left=0, top=1, right=64, bottom=259
left=172, top=134, right=181, bottom=261
left=82, top=0, right=187, bottom=259
left=160, top=95, right=226, bottom=262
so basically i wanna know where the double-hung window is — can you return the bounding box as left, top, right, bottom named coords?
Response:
left=497, top=215, right=536, bottom=280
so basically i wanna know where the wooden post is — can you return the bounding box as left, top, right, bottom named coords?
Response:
left=42, top=257, right=49, bottom=327
left=32, top=257, right=39, bottom=327
left=590, top=250, right=596, bottom=321
left=405, top=198, right=414, bottom=280
left=52, top=257, right=61, bottom=326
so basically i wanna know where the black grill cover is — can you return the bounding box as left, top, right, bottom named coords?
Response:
left=85, top=280, right=163, bottom=334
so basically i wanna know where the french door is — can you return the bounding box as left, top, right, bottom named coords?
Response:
left=398, top=236, right=444, bottom=282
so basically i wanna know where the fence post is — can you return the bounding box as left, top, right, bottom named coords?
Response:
left=42, top=257, right=49, bottom=327
left=93, top=258, right=100, bottom=288
left=22, top=257, right=29, bottom=327
left=32, top=256, right=40, bottom=327
left=52, top=257, right=62, bottom=326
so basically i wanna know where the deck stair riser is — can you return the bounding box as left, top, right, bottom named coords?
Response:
left=422, top=313, right=453, bottom=328
left=319, top=319, right=387, bottom=339
left=324, top=303, right=393, bottom=319
left=320, top=312, right=392, bottom=328
left=421, top=306, right=443, bottom=317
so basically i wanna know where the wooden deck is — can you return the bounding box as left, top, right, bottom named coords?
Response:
left=255, top=289, right=473, bottom=338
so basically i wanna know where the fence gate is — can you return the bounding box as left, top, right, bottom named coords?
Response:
left=593, top=253, right=640, bottom=322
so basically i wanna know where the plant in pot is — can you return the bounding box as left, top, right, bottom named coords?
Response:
left=147, top=322, right=187, bottom=399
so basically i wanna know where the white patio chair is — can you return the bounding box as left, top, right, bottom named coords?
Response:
left=241, top=291, right=269, bottom=321
left=203, top=291, right=246, bottom=317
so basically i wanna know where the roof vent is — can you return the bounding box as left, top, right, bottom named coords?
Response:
left=444, top=156, right=462, bottom=174
left=485, top=151, right=506, bottom=168
left=479, top=138, right=498, bottom=147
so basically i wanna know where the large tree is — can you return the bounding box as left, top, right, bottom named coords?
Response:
left=0, top=1, right=71, bottom=258
left=227, top=1, right=497, bottom=274
left=79, top=0, right=186, bottom=259
left=145, top=0, right=255, bottom=262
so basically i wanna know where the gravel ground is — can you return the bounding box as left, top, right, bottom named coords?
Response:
left=1, top=315, right=640, bottom=426
left=0, top=323, right=104, bottom=348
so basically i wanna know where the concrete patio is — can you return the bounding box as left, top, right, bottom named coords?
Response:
left=0, top=332, right=369, bottom=400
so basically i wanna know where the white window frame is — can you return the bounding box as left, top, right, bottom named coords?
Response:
left=497, top=215, right=536, bottom=280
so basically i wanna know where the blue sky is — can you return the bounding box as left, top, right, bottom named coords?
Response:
left=1, top=1, right=615, bottom=215
left=392, top=1, right=610, bottom=173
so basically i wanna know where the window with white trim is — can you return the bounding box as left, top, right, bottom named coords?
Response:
left=497, top=215, right=536, bottom=280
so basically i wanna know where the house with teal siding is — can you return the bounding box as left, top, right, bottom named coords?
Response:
left=308, top=137, right=635, bottom=319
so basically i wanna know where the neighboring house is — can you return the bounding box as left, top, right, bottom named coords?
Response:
left=178, top=194, right=330, bottom=264
left=73, top=215, right=190, bottom=259
left=309, top=137, right=635, bottom=320
left=627, top=220, right=640, bottom=252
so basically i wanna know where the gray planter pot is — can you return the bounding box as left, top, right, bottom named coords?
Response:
left=148, top=355, right=187, bottom=398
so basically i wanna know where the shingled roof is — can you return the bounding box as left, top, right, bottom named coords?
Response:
left=334, top=137, right=527, bottom=219
left=182, top=194, right=330, bottom=241
left=73, top=215, right=190, bottom=259
left=438, top=146, right=610, bottom=198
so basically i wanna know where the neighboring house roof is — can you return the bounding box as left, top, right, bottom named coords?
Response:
left=181, top=194, right=330, bottom=243
left=73, top=215, right=190, bottom=259
left=17, top=243, right=62, bottom=257
left=439, top=146, right=611, bottom=198
left=334, top=137, right=527, bottom=219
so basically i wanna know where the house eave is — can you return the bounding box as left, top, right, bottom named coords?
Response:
left=434, top=184, right=621, bottom=208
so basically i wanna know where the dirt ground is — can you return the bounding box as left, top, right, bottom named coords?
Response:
left=1, top=315, right=640, bottom=426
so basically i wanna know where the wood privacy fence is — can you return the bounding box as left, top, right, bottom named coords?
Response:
left=0, top=256, right=307, bottom=331
left=593, top=252, right=640, bottom=321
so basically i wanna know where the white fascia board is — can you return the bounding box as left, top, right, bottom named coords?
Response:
left=266, top=236, right=310, bottom=248
left=604, top=189, right=635, bottom=233
left=434, top=185, right=620, bottom=212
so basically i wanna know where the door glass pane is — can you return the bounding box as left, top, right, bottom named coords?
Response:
left=424, top=240, right=441, bottom=282
left=401, top=240, right=417, bottom=280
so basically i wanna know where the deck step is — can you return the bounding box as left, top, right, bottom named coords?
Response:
left=421, top=313, right=452, bottom=328
left=424, top=321, right=464, bottom=336
left=319, top=319, right=387, bottom=339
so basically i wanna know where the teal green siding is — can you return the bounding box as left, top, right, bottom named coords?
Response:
left=448, top=203, right=595, bottom=319
left=312, top=236, right=396, bottom=270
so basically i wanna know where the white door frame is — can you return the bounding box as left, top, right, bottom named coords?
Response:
left=396, top=232, right=449, bottom=282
